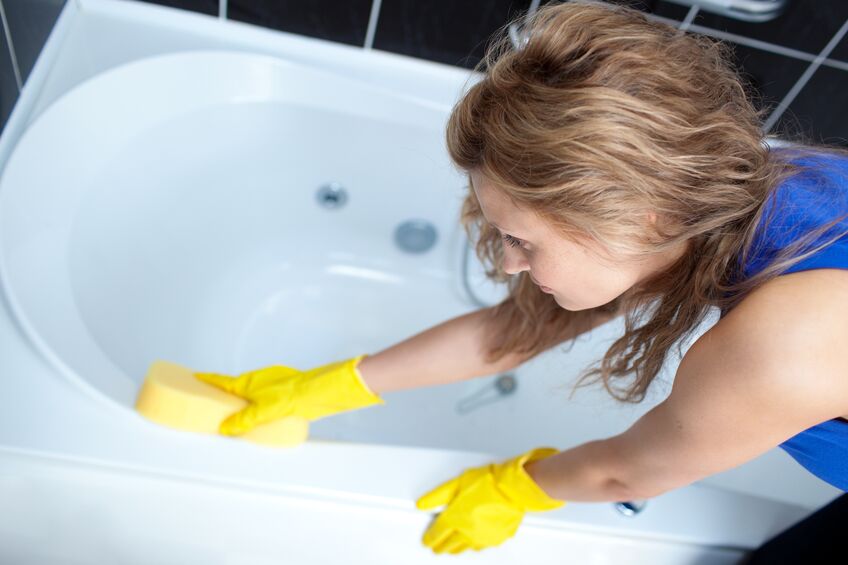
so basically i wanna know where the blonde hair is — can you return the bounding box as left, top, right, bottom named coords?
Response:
left=449, top=0, right=848, bottom=403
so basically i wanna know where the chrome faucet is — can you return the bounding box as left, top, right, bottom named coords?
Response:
left=663, top=0, right=789, bottom=22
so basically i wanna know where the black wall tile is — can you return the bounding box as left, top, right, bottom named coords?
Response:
left=652, top=0, right=694, bottom=20
left=228, top=0, right=373, bottom=47
left=4, top=0, right=66, bottom=85
left=373, top=0, right=532, bottom=69
left=682, top=0, right=848, bottom=55
left=719, top=41, right=810, bottom=116
left=773, top=65, right=848, bottom=147
left=136, top=0, right=218, bottom=17
left=829, top=29, right=848, bottom=62
left=0, top=20, right=18, bottom=133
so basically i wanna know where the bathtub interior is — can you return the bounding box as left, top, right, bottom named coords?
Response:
left=0, top=48, right=677, bottom=460
left=63, top=86, right=469, bottom=396
left=0, top=51, right=462, bottom=397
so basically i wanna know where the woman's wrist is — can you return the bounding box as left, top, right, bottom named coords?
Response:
left=354, top=353, right=387, bottom=396
left=351, top=354, right=384, bottom=399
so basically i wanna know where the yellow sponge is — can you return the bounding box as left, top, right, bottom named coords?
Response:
left=135, top=360, right=309, bottom=447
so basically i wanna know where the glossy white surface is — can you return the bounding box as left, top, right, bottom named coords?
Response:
left=1, top=449, right=750, bottom=565
left=0, top=0, right=841, bottom=562
left=1, top=47, right=462, bottom=408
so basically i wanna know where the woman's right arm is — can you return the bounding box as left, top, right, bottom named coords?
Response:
left=357, top=305, right=622, bottom=395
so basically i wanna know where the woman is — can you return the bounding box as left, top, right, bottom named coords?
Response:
left=195, top=0, right=848, bottom=557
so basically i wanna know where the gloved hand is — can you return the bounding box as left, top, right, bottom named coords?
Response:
left=194, top=354, right=384, bottom=436
left=415, top=447, right=566, bottom=554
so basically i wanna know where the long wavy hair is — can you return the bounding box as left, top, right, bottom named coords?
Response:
left=450, top=0, right=848, bottom=403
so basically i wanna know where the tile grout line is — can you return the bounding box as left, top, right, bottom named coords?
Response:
left=682, top=22, right=821, bottom=62
left=0, top=0, right=21, bottom=91
left=647, top=10, right=848, bottom=70
left=762, top=15, right=848, bottom=134
left=821, top=57, right=848, bottom=72
left=677, top=5, right=699, bottom=32
left=363, top=0, right=382, bottom=50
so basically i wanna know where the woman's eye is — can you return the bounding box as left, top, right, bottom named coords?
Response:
left=502, top=233, right=523, bottom=248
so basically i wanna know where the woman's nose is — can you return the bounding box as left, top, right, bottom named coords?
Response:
left=502, top=247, right=530, bottom=275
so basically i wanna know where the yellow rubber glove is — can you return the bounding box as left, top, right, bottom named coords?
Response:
left=415, top=447, right=566, bottom=554
left=194, top=354, right=384, bottom=436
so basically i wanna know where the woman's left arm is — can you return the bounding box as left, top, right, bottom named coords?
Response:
left=526, top=273, right=848, bottom=501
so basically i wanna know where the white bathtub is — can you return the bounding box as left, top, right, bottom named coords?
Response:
left=0, top=1, right=841, bottom=563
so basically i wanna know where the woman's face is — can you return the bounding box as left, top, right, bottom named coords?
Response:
left=470, top=169, right=688, bottom=311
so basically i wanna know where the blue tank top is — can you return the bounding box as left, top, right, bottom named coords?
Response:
left=720, top=151, right=848, bottom=491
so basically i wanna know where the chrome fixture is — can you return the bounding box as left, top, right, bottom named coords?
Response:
left=508, top=0, right=790, bottom=47
left=455, top=374, right=518, bottom=414
left=657, top=0, right=789, bottom=23
left=316, top=182, right=348, bottom=209
left=508, top=22, right=531, bottom=51
left=394, top=219, right=438, bottom=254
left=614, top=500, right=649, bottom=517
left=315, top=185, right=437, bottom=254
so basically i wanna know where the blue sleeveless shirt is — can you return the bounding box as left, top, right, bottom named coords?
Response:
left=720, top=151, right=848, bottom=491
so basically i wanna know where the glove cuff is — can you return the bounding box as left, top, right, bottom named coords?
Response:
left=296, top=354, right=386, bottom=420
left=496, top=447, right=567, bottom=512
left=350, top=354, right=386, bottom=405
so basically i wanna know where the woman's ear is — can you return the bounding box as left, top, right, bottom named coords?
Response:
left=645, top=210, right=680, bottom=241
left=645, top=211, right=667, bottom=241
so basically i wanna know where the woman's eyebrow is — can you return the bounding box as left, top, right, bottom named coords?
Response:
left=491, top=221, right=531, bottom=242
left=491, top=221, right=519, bottom=235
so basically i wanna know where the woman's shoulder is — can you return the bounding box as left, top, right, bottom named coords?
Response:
left=703, top=268, right=848, bottom=418
left=715, top=268, right=848, bottom=343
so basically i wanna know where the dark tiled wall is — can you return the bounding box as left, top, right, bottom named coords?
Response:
left=2, top=0, right=847, bottom=147
left=143, top=0, right=848, bottom=147
left=140, top=0, right=217, bottom=16
left=669, top=0, right=848, bottom=145
left=370, top=1, right=532, bottom=68
left=0, top=11, right=17, bottom=131
left=0, top=0, right=66, bottom=133
left=228, top=0, right=374, bottom=48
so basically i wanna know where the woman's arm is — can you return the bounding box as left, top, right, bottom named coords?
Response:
left=523, top=439, right=637, bottom=502
left=358, top=305, right=621, bottom=395
left=524, top=271, right=848, bottom=502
